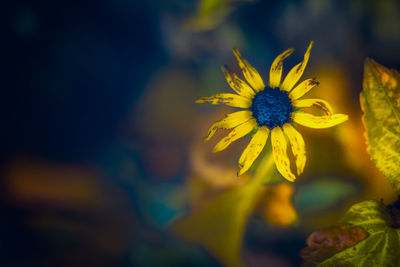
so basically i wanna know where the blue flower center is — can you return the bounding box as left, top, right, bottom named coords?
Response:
left=250, top=87, right=293, bottom=129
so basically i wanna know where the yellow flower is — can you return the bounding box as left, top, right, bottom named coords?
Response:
left=196, top=41, right=348, bottom=181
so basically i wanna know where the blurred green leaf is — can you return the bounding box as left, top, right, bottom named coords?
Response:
left=317, top=200, right=400, bottom=267
left=294, top=178, right=357, bottom=213
left=173, top=154, right=274, bottom=267
left=173, top=174, right=263, bottom=267
left=361, top=59, right=400, bottom=192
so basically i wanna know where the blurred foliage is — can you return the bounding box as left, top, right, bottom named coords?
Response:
left=312, top=66, right=394, bottom=201
left=185, top=0, right=254, bottom=31
left=294, top=178, right=357, bottom=213
left=174, top=149, right=299, bottom=266
left=173, top=154, right=274, bottom=267
left=311, top=200, right=399, bottom=267
left=301, top=60, right=400, bottom=266
left=361, top=59, right=400, bottom=192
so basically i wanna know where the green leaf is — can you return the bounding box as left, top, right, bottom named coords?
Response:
left=361, top=59, right=400, bottom=191
left=317, top=200, right=400, bottom=267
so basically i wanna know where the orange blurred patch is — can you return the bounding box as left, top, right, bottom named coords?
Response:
left=257, top=183, right=298, bottom=227
left=2, top=157, right=138, bottom=264
left=4, top=157, right=103, bottom=209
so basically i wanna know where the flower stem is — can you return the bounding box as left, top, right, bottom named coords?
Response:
left=252, top=145, right=275, bottom=186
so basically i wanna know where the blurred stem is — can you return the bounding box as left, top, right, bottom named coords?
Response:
left=232, top=147, right=274, bottom=267
left=172, top=145, right=275, bottom=267
left=252, top=145, right=275, bottom=185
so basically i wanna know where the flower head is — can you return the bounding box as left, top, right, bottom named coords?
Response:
left=196, top=41, right=348, bottom=181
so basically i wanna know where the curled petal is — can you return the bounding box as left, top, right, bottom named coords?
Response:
left=289, top=78, right=319, bottom=100
left=221, top=66, right=255, bottom=98
left=269, top=48, right=294, bottom=88
left=238, top=126, right=269, bottom=175
left=281, top=41, right=314, bottom=92
left=283, top=123, right=306, bottom=175
left=271, top=127, right=296, bottom=182
left=204, top=111, right=253, bottom=142
left=213, top=119, right=257, bottom=152
left=292, top=112, right=348, bottom=129
left=232, top=49, right=265, bottom=92
left=292, top=98, right=333, bottom=115
left=196, top=93, right=251, bottom=108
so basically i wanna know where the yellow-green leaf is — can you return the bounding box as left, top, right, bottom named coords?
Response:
left=317, top=200, right=400, bottom=267
left=361, top=59, right=400, bottom=191
left=172, top=154, right=274, bottom=267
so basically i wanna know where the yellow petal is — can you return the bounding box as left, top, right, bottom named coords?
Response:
left=288, top=78, right=319, bottom=100
left=269, top=48, right=294, bottom=88
left=213, top=119, right=257, bottom=152
left=292, top=112, right=348, bottom=129
left=204, top=111, right=253, bottom=142
left=281, top=41, right=314, bottom=92
left=282, top=123, right=306, bottom=175
left=238, top=126, right=269, bottom=175
left=221, top=66, right=255, bottom=98
left=232, top=49, right=265, bottom=92
left=292, top=98, right=333, bottom=115
left=271, top=127, right=296, bottom=182
left=196, top=93, right=251, bottom=108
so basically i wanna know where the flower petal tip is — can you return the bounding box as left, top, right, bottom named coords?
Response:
left=287, top=177, right=296, bottom=183
left=232, top=48, right=240, bottom=55
left=310, top=78, right=319, bottom=86
left=237, top=166, right=247, bottom=176
left=335, top=114, right=349, bottom=124
left=212, top=143, right=225, bottom=153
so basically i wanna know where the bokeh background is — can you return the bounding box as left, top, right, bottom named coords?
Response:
left=3, top=0, right=400, bottom=266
